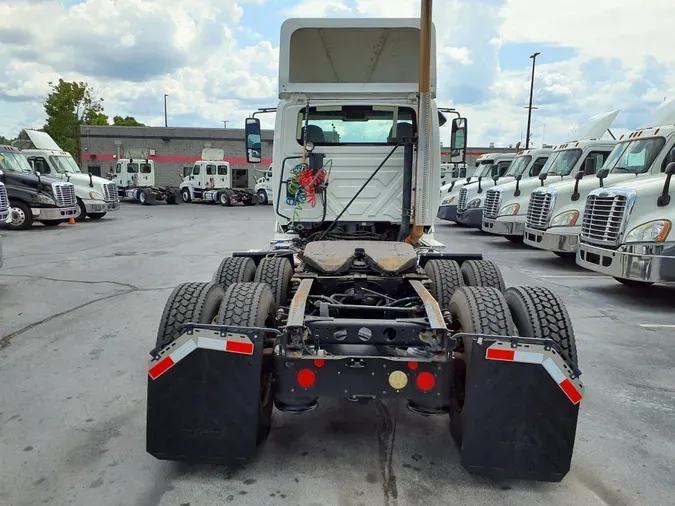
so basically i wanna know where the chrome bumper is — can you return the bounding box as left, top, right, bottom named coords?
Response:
left=482, top=217, right=525, bottom=236
left=84, top=200, right=120, bottom=213
left=577, top=242, right=675, bottom=283
left=523, top=226, right=579, bottom=253
left=32, top=206, right=78, bottom=220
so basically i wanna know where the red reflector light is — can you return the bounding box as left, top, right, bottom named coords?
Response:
left=486, top=348, right=515, bottom=361
left=407, top=361, right=418, bottom=370
left=314, top=359, right=325, bottom=368
left=560, top=378, right=583, bottom=404
left=416, top=371, right=435, bottom=391
left=148, top=356, right=174, bottom=379
left=225, top=340, right=254, bottom=355
left=297, top=369, right=316, bottom=388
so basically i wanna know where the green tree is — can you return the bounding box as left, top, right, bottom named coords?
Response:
left=43, top=79, right=108, bottom=162
left=112, top=115, right=145, bottom=126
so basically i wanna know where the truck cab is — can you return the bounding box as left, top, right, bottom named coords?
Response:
left=113, top=157, right=178, bottom=205
left=0, top=145, right=78, bottom=230
left=437, top=152, right=514, bottom=225
left=483, top=111, right=619, bottom=241
left=21, top=130, right=119, bottom=221
left=523, top=101, right=675, bottom=256
left=244, top=17, right=454, bottom=249
left=254, top=164, right=273, bottom=205
left=179, top=148, right=257, bottom=206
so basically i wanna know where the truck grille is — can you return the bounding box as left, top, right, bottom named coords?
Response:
left=483, top=189, right=502, bottom=219
left=580, top=192, right=630, bottom=246
left=458, top=188, right=468, bottom=211
left=526, top=190, right=556, bottom=230
left=0, top=183, right=8, bottom=212
left=52, top=182, right=77, bottom=207
left=103, top=182, right=118, bottom=202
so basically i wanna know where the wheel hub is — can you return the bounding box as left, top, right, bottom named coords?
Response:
left=11, top=207, right=25, bottom=226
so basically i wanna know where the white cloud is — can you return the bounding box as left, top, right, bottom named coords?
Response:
left=0, top=0, right=673, bottom=149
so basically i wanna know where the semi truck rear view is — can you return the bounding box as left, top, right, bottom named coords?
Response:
left=146, top=14, right=585, bottom=483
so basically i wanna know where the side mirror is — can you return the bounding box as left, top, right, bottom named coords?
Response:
left=584, top=157, right=597, bottom=176
left=450, top=117, right=467, bottom=163
left=492, top=174, right=499, bottom=183
left=571, top=172, right=584, bottom=201
left=514, top=174, right=522, bottom=196
left=35, top=171, right=41, bottom=177
left=575, top=171, right=585, bottom=181
left=516, top=174, right=523, bottom=181
left=539, top=171, right=548, bottom=186
left=596, top=168, right=610, bottom=188
left=658, top=162, right=675, bottom=207
left=245, top=118, right=262, bottom=164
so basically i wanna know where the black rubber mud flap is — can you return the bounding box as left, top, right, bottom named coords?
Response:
left=459, top=337, right=580, bottom=482
left=146, top=326, right=266, bottom=465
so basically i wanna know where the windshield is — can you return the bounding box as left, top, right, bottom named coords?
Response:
left=296, top=105, right=417, bottom=145
left=542, top=149, right=582, bottom=176
left=475, top=161, right=494, bottom=177
left=504, top=156, right=532, bottom=177
left=0, top=152, right=34, bottom=173
left=605, top=137, right=665, bottom=174
left=49, top=155, right=81, bottom=174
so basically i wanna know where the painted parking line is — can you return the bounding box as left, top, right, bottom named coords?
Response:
left=638, top=324, right=675, bottom=329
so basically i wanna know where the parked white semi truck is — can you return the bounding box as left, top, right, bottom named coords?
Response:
left=254, top=164, right=273, bottom=205
left=576, top=144, right=675, bottom=286
left=524, top=101, right=675, bottom=257
left=179, top=148, right=257, bottom=206
left=112, top=157, right=180, bottom=205
left=21, top=130, right=120, bottom=221
left=482, top=111, right=619, bottom=242
left=437, top=152, right=515, bottom=223
left=146, top=15, right=586, bottom=484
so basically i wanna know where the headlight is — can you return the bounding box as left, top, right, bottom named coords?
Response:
left=467, top=198, right=481, bottom=209
left=89, top=191, right=104, bottom=200
left=37, top=193, right=55, bottom=205
left=500, top=203, right=520, bottom=216
left=551, top=210, right=579, bottom=226
left=442, top=196, right=455, bottom=205
left=624, top=220, right=671, bottom=243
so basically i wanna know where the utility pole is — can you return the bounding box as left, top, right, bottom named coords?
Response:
left=164, top=94, right=168, bottom=127
left=525, top=52, right=540, bottom=149
left=222, top=120, right=229, bottom=129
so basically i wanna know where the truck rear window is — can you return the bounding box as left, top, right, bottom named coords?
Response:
left=297, top=105, right=416, bottom=146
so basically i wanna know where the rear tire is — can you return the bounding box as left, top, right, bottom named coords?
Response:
left=220, top=189, right=232, bottom=207
left=423, top=259, right=464, bottom=310
left=155, top=282, right=225, bottom=350
left=449, top=286, right=516, bottom=444
left=254, top=256, right=293, bottom=306
left=257, top=189, right=268, bottom=205
left=216, top=282, right=277, bottom=444
left=460, top=259, right=506, bottom=292
left=139, top=190, right=148, bottom=205
left=181, top=188, right=192, bottom=203
left=504, top=286, right=578, bottom=366
left=213, top=256, right=257, bottom=289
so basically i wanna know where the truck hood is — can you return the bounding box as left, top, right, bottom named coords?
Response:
left=65, top=172, right=112, bottom=187
left=603, top=173, right=668, bottom=198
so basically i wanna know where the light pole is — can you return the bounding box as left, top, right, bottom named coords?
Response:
left=164, top=94, right=168, bottom=127
left=525, top=52, right=540, bottom=149
left=222, top=120, right=229, bottom=129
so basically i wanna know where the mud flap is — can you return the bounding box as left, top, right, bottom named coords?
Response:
left=146, top=325, right=271, bottom=464
left=459, top=336, right=582, bottom=482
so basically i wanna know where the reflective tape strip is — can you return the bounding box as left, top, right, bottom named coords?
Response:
left=225, top=339, right=254, bottom=355
left=198, top=336, right=226, bottom=351
left=148, top=339, right=197, bottom=380
left=485, top=342, right=583, bottom=405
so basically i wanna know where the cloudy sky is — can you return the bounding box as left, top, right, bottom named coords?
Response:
left=0, top=0, right=672, bottom=147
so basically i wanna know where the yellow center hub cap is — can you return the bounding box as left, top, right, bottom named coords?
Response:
left=388, top=370, right=408, bottom=390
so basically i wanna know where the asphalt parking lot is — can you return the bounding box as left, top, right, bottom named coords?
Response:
left=1, top=203, right=674, bottom=506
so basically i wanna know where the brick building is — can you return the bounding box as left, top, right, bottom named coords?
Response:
left=79, top=125, right=514, bottom=187
left=79, top=125, right=274, bottom=188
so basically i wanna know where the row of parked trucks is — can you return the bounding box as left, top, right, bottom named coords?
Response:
left=438, top=102, right=675, bottom=286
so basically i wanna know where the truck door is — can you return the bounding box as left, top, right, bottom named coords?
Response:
left=139, top=162, right=153, bottom=186
left=115, top=163, right=124, bottom=187
left=28, top=156, right=55, bottom=178
left=191, top=164, right=201, bottom=189
left=580, top=150, right=613, bottom=174
left=205, top=164, right=218, bottom=189
left=217, top=165, right=229, bottom=188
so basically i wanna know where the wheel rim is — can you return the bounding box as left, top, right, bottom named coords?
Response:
left=10, top=206, right=26, bottom=227
left=140, top=193, right=146, bottom=203
left=183, top=190, right=190, bottom=202
left=258, top=191, right=266, bottom=203
left=220, top=193, right=228, bottom=205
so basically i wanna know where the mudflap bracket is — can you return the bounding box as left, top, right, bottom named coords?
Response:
left=146, top=324, right=280, bottom=464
